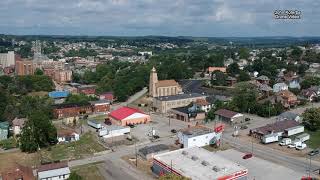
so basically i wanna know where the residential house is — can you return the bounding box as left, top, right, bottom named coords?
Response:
left=214, top=109, right=244, bottom=124
left=301, top=86, right=320, bottom=102
left=12, top=118, right=26, bottom=136
left=278, top=112, right=301, bottom=122
left=1, top=164, right=35, bottom=180
left=275, top=90, right=299, bottom=108
left=37, top=161, right=70, bottom=180
left=273, top=83, right=288, bottom=93
left=77, top=85, right=96, bottom=96
left=226, top=76, right=237, bottom=86
left=224, top=58, right=234, bottom=67
left=57, top=129, right=80, bottom=143
left=0, top=121, right=9, bottom=140
left=99, top=92, right=115, bottom=102
left=48, top=91, right=70, bottom=99
left=109, top=106, right=151, bottom=126
left=256, top=75, right=270, bottom=85
left=237, top=59, right=248, bottom=70
left=194, top=99, right=212, bottom=113
left=206, top=67, right=227, bottom=74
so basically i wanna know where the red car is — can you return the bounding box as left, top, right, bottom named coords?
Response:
left=242, top=153, right=253, bottom=159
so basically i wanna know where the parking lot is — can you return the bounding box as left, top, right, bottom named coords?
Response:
left=129, top=113, right=189, bottom=143
left=217, top=149, right=305, bottom=180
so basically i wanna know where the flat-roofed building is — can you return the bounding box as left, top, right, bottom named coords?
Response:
left=152, top=147, right=248, bottom=180
left=152, top=93, right=207, bottom=113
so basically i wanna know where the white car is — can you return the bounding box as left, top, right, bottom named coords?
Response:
left=296, top=143, right=307, bottom=150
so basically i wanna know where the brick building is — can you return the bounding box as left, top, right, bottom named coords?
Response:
left=90, top=100, right=111, bottom=114
left=53, top=103, right=92, bottom=119
left=77, top=85, right=96, bottom=96
left=15, top=59, right=36, bottom=76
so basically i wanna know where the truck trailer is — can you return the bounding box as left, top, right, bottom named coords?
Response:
left=284, top=126, right=304, bottom=137
left=296, top=133, right=310, bottom=142
left=262, top=134, right=279, bottom=144
left=87, top=120, right=102, bottom=129
left=99, top=125, right=130, bottom=138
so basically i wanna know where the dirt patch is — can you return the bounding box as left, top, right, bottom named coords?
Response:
left=122, top=155, right=155, bottom=178
left=0, top=151, right=40, bottom=172
left=71, top=162, right=105, bottom=180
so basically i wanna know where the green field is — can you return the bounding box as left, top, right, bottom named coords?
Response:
left=40, top=132, right=106, bottom=162
left=305, top=130, right=320, bottom=149
left=71, top=162, right=105, bottom=180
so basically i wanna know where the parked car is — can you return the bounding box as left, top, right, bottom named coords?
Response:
left=171, top=129, right=177, bottom=133
left=242, top=153, right=253, bottom=159
left=245, top=118, right=251, bottom=122
left=128, top=124, right=135, bottom=128
left=240, top=125, right=248, bottom=130
left=308, top=149, right=319, bottom=156
left=296, top=143, right=307, bottom=150
left=153, top=135, right=160, bottom=139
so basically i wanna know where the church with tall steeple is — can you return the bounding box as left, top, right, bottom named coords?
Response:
left=149, top=67, right=182, bottom=98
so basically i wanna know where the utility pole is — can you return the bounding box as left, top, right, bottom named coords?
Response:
left=135, top=141, right=138, bottom=167
left=168, top=113, right=171, bottom=127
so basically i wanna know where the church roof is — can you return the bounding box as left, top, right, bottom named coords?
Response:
left=156, top=80, right=179, bottom=87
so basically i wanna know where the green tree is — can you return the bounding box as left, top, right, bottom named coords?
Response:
left=211, top=71, right=227, bottom=86
left=302, top=108, right=320, bottom=131
left=65, top=94, right=97, bottom=105
left=239, top=47, right=249, bottom=59
left=34, top=68, right=44, bottom=76
left=68, top=172, right=83, bottom=180
left=226, top=63, right=240, bottom=77
left=20, top=110, right=57, bottom=152
left=238, top=70, right=251, bottom=82
left=232, top=82, right=258, bottom=112
left=159, top=174, right=190, bottom=180
left=301, top=76, right=320, bottom=89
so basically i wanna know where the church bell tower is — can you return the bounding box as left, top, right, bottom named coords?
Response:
left=149, top=67, right=158, bottom=97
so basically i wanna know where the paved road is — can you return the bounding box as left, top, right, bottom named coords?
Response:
left=112, top=87, right=148, bottom=110
left=223, top=133, right=320, bottom=176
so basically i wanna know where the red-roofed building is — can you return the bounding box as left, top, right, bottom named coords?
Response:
left=109, top=107, right=151, bottom=126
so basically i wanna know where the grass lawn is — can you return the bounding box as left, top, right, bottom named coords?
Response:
left=40, top=132, right=106, bottom=162
left=71, top=162, right=105, bottom=180
left=202, top=143, right=231, bottom=152
left=305, top=130, right=320, bottom=149
left=0, top=151, right=40, bottom=172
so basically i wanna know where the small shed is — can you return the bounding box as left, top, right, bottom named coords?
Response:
left=214, top=109, right=243, bottom=124
left=0, top=122, right=9, bottom=140
left=138, top=144, right=170, bottom=160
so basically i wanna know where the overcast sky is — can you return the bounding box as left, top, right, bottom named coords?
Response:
left=0, top=0, right=319, bottom=36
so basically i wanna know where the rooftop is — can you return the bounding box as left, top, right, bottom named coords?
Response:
left=138, top=144, right=169, bottom=156
left=214, top=109, right=242, bottom=119
left=156, top=80, right=179, bottom=88
left=155, top=93, right=206, bottom=101
left=180, top=126, right=213, bottom=138
left=89, top=99, right=111, bottom=105
left=109, top=106, right=147, bottom=121
left=48, top=91, right=70, bottom=99
left=153, top=147, right=247, bottom=180
left=38, top=161, right=68, bottom=172
left=251, top=120, right=300, bottom=135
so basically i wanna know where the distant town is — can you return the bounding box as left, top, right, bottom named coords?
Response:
left=0, top=35, right=319, bottom=180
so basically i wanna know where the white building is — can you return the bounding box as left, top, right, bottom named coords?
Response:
left=57, top=129, right=80, bottom=143
left=37, top=161, right=70, bottom=180
left=99, top=125, right=130, bottom=138
left=12, top=117, right=26, bottom=136
left=152, top=147, right=248, bottom=180
left=0, top=51, right=15, bottom=67
left=273, top=83, right=288, bottom=93
left=138, top=51, right=153, bottom=56
left=177, top=126, right=219, bottom=148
